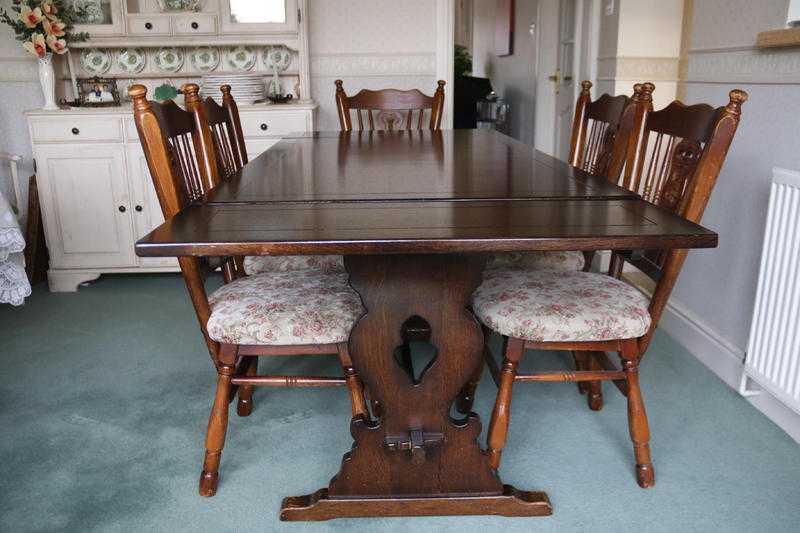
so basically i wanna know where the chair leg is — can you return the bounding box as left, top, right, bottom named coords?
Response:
left=621, top=339, right=654, bottom=488
left=199, top=360, right=234, bottom=497
left=574, top=351, right=589, bottom=395
left=586, top=354, right=604, bottom=411
left=337, top=342, right=369, bottom=420
left=236, top=356, right=257, bottom=417
left=486, top=337, right=524, bottom=470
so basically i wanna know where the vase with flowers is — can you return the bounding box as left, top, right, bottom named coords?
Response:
left=1, top=1, right=88, bottom=110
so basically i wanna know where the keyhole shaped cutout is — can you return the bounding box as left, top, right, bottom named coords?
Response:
left=394, top=315, right=437, bottom=385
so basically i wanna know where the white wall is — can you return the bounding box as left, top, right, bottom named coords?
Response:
left=597, top=0, right=683, bottom=110
left=471, top=0, right=541, bottom=146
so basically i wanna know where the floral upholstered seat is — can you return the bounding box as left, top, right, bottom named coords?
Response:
left=206, top=271, right=363, bottom=345
left=487, top=251, right=586, bottom=274
left=472, top=269, right=651, bottom=342
left=243, top=255, right=345, bottom=275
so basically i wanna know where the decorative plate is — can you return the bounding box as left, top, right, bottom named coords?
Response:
left=153, top=47, right=185, bottom=73
left=189, top=47, right=220, bottom=73
left=263, top=45, right=292, bottom=72
left=226, top=46, right=256, bottom=71
left=117, top=48, right=146, bottom=74
left=80, top=48, right=111, bottom=75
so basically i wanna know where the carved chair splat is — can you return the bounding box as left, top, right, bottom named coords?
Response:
left=335, top=80, right=446, bottom=132
left=130, top=83, right=370, bottom=498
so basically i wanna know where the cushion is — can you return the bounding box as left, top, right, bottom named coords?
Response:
left=473, top=269, right=651, bottom=342
left=243, top=255, right=345, bottom=275
left=487, top=251, right=586, bottom=273
left=207, top=271, right=363, bottom=346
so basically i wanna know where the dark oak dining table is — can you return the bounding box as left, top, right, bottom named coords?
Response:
left=136, top=129, right=717, bottom=521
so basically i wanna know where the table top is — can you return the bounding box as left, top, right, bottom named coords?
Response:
left=136, top=129, right=717, bottom=258
left=136, top=199, right=717, bottom=257
left=205, top=130, right=639, bottom=204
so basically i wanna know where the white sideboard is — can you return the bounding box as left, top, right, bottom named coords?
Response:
left=26, top=102, right=316, bottom=292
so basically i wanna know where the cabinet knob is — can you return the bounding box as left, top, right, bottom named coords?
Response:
left=260, top=123, right=268, bottom=131
left=118, top=205, right=126, bottom=213
left=145, top=22, right=153, bottom=30
left=71, top=127, right=79, bottom=135
left=191, top=21, right=199, bottom=29
left=135, top=205, right=143, bottom=212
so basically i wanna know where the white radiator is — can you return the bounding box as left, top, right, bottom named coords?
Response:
left=740, top=167, right=800, bottom=415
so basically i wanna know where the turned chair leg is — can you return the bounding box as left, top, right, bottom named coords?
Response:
left=486, top=337, right=524, bottom=470
left=621, top=339, right=654, bottom=488
left=586, top=354, right=604, bottom=411
left=573, top=351, right=589, bottom=395
left=337, top=343, right=369, bottom=420
left=236, top=356, right=257, bottom=417
left=199, top=354, right=235, bottom=497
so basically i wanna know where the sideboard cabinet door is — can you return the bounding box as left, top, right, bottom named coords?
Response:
left=34, top=144, right=137, bottom=269
left=126, top=146, right=178, bottom=268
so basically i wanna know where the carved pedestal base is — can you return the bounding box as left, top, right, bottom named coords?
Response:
left=281, top=255, right=551, bottom=521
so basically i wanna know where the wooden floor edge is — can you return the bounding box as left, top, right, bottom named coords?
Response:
left=279, top=485, right=552, bottom=521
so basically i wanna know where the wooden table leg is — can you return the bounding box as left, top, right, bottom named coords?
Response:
left=281, top=254, right=551, bottom=520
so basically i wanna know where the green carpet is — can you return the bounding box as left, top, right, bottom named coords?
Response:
left=1, top=274, right=798, bottom=532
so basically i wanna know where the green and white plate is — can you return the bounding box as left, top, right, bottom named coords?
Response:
left=153, top=47, right=185, bottom=73
left=189, top=47, right=220, bottom=73
left=117, top=48, right=146, bottom=74
left=80, top=48, right=112, bottom=75
left=225, top=46, right=256, bottom=71
left=263, top=45, right=292, bottom=72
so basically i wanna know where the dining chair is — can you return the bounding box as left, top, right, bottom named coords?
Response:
left=193, top=85, right=346, bottom=279
left=335, top=79, right=446, bottom=131
left=130, top=83, right=370, bottom=497
left=472, top=89, right=747, bottom=488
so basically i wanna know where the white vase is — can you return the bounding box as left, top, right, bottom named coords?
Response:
left=38, top=53, right=58, bottom=111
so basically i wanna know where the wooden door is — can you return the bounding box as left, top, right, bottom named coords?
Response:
left=34, top=144, right=136, bottom=268
left=126, top=146, right=178, bottom=268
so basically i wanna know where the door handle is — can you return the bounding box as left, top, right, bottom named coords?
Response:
left=548, top=69, right=562, bottom=84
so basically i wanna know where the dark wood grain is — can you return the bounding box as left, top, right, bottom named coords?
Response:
left=203, top=130, right=639, bottom=204
left=135, top=199, right=717, bottom=257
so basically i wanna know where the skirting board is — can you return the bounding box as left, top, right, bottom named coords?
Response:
left=659, top=296, right=800, bottom=444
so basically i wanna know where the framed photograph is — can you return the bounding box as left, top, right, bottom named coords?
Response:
left=77, top=77, right=121, bottom=107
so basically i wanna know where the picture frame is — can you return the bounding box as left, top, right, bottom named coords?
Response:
left=77, top=77, right=121, bottom=107
left=495, top=0, right=515, bottom=56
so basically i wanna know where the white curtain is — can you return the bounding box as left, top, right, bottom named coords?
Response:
left=0, top=189, right=31, bottom=306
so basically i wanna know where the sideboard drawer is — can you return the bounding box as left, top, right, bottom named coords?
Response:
left=240, top=112, right=309, bottom=138
left=173, top=14, right=216, bottom=35
left=128, top=16, right=171, bottom=36
left=30, top=117, right=123, bottom=142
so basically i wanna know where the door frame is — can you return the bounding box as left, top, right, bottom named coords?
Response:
left=437, top=0, right=456, bottom=129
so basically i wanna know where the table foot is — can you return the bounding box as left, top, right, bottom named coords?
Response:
left=280, top=485, right=552, bottom=521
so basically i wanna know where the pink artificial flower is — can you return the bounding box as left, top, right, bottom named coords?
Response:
left=46, top=34, right=67, bottom=54
left=19, top=5, right=43, bottom=28
left=41, top=2, right=59, bottom=18
left=22, top=33, right=47, bottom=58
left=43, top=17, right=66, bottom=37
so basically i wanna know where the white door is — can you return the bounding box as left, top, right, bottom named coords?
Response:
left=553, top=0, right=579, bottom=161
left=35, top=144, right=137, bottom=268
left=126, top=146, right=178, bottom=268
left=533, top=0, right=580, bottom=159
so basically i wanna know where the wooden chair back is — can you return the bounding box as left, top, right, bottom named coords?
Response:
left=618, top=90, right=748, bottom=351
left=335, top=80, right=446, bottom=131
left=568, top=81, right=654, bottom=183
left=129, top=83, right=226, bottom=366
left=200, top=85, right=248, bottom=179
